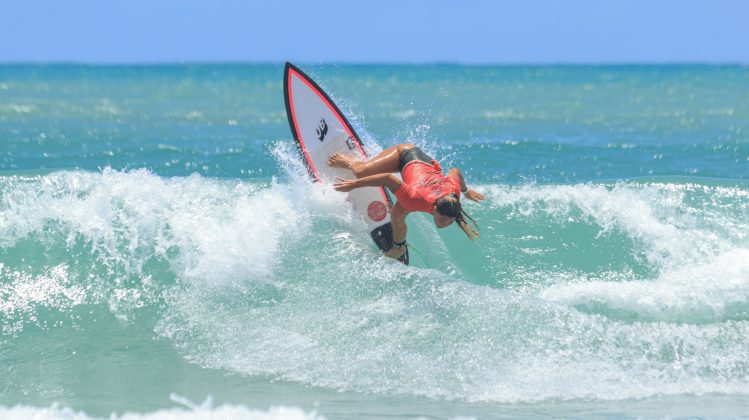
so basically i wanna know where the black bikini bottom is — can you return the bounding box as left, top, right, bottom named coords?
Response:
left=398, top=146, right=434, bottom=172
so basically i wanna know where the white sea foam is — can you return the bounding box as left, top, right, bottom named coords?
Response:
left=392, top=109, right=416, bottom=119
left=0, top=397, right=322, bottom=420
left=0, top=264, right=86, bottom=334
left=0, top=104, right=34, bottom=113
left=0, top=166, right=352, bottom=324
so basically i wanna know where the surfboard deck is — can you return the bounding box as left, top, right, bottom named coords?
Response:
left=283, top=62, right=408, bottom=264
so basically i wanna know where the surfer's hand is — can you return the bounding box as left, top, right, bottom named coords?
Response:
left=333, top=177, right=358, bottom=192
left=465, top=189, right=485, bottom=202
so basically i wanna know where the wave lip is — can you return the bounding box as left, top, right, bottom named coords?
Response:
left=486, top=181, right=749, bottom=269
left=542, top=248, right=749, bottom=323
left=483, top=180, right=749, bottom=324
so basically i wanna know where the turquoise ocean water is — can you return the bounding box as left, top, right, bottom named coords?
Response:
left=1, top=64, right=749, bottom=418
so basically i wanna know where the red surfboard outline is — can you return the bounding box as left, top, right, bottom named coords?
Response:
left=283, top=62, right=392, bottom=207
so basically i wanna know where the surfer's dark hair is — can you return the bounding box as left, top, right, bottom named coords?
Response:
left=435, top=193, right=479, bottom=240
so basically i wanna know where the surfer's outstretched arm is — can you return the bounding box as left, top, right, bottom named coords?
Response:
left=332, top=173, right=402, bottom=193
left=447, top=168, right=486, bottom=202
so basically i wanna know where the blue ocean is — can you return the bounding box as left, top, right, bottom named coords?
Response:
left=1, top=64, right=748, bottom=418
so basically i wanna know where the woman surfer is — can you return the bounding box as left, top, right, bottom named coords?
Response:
left=329, top=143, right=485, bottom=261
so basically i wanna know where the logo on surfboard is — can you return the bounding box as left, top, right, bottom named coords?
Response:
left=367, top=200, right=388, bottom=222
left=345, top=136, right=356, bottom=150
left=316, top=118, right=328, bottom=141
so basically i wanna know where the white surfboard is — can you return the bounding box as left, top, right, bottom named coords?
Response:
left=283, top=62, right=407, bottom=264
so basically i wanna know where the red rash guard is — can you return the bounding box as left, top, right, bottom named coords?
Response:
left=395, top=160, right=461, bottom=213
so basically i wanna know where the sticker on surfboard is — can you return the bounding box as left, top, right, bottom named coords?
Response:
left=283, top=62, right=407, bottom=264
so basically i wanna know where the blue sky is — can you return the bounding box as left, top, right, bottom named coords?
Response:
left=1, top=0, right=747, bottom=63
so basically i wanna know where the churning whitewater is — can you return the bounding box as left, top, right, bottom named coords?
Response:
left=2, top=149, right=748, bottom=404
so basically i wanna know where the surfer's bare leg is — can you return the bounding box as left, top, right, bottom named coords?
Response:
left=328, top=143, right=415, bottom=178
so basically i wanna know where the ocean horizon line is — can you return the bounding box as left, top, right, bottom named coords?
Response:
left=1, top=60, right=747, bottom=68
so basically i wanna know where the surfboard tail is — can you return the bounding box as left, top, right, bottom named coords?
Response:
left=370, top=222, right=409, bottom=265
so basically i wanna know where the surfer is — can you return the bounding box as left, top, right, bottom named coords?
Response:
left=329, top=144, right=484, bottom=260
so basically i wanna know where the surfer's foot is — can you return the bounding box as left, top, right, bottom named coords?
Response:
left=328, top=153, right=357, bottom=170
